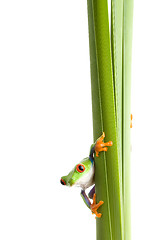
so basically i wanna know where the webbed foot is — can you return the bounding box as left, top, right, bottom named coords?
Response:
left=91, top=193, right=104, bottom=218
left=95, top=132, right=113, bottom=157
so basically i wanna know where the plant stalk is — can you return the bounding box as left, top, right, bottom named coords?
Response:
left=87, top=0, right=123, bottom=239
left=122, top=0, right=134, bottom=239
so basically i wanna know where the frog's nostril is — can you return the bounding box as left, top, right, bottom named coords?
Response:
left=60, top=178, right=66, bottom=185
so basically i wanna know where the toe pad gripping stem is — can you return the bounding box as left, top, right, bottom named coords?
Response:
left=95, top=132, right=113, bottom=157
left=91, top=193, right=104, bottom=218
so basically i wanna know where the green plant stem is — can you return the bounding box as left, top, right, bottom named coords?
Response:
left=111, top=0, right=124, bottom=238
left=122, top=0, right=134, bottom=239
left=87, top=1, right=112, bottom=239
left=87, top=0, right=123, bottom=239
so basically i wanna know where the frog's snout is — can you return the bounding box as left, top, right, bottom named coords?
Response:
left=60, top=178, right=66, bottom=185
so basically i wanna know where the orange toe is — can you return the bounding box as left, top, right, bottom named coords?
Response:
left=130, top=114, right=133, bottom=128
left=95, top=133, right=113, bottom=157
left=91, top=194, right=104, bottom=218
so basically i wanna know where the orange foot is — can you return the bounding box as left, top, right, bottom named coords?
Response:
left=130, top=114, right=133, bottom=128
left=91, top=193, right=104, bottom=218
left=95, top=132, right=113, bottom=157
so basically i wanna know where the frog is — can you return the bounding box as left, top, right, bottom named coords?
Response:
left=60, top=132, right=113, bottom=218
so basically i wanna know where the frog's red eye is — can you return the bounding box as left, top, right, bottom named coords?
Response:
left=60, top=178, right=66, bottom=185
left=76, top=164, right=85, bottom=173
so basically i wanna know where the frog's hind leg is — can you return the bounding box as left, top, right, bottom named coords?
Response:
left=88, top=185, right=95, bottom=199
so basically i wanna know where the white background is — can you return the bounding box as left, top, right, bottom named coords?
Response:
left=0, top=0, right=160, bottom=239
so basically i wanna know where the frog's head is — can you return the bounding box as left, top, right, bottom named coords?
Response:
left=60, top=158, right=94, bottom=189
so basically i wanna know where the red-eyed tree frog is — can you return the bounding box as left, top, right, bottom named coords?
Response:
left=60, top=132, right=113, bottom=218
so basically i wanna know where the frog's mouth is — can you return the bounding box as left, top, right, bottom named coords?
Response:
left=68, top=178, right=75, bottom=187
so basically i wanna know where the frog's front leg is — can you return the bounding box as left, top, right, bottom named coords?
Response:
left=80, top=187, right=104, bottom=218
left=80, top=185, right=95, bottom=209
left=81, top=189, right=91, bottom=209
left=88, top=185, right=95, bottom=199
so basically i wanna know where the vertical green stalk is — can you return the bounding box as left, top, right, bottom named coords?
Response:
left=87, top=0, right=133, bottom=239
left=122, top=0, right=134, bottom=239
left=87, top=1, right=112, bottom=239
left=111, top=0, right=124, bottom=238
left=87, top=0, right=123, bottom=239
